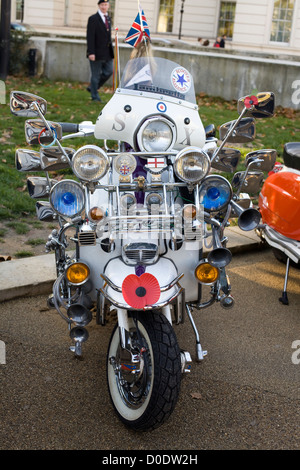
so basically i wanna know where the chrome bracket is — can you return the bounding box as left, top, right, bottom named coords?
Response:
left=185, top=303, right=207, bottom=361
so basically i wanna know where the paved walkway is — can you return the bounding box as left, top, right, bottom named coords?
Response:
left=0, top=227, right=265, bottom=302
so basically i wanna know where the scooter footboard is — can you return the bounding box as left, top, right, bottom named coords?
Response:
left=263, top=226, right=300, bottom=264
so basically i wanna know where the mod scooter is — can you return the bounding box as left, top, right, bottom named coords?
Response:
left=10, top=55, right=275, bottom=430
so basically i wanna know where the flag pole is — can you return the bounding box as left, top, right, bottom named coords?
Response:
left=113, top=27, right=120, bottom=90
left=138, top=1, right=149, bottom=55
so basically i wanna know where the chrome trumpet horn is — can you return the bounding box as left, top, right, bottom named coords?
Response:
left=67, top=303, right=92, bottom=326
left=69, top=326, right=89, bottom=357
left=207, top=225, right=232, bottom=268
left=230, top=199, right=261, bottom=231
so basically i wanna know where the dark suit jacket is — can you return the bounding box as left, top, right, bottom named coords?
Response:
left=86, top=12, right=114, bottom=61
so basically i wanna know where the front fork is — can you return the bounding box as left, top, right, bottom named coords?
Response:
left=109, top=309, right=146, bottom=385
left=116, top=306, right=171, bottom=356
left=114, top=306, right=193, bottom=375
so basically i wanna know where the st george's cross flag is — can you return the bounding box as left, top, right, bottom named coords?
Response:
left=124, top=9, right=151, bottom=47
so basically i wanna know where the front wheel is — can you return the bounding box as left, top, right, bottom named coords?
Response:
left=107, top=311, right=181, bottom=431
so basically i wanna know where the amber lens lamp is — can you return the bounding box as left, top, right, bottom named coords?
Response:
left=66, top=262, right=90, bottom=285
left=194, top=261, right=219, bottom=285
left=88, top=206, right=105, bottom=222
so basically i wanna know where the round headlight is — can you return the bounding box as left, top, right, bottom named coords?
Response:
left=146, top=192, right=163, bottom=208
left=137, top=116, right=176, bottom=152
left=199, top=175, right=233, bottom=212
left=50, top=180, right=85, bottom=218
left=72, top=145, right=109, bottom=182
left=174, top=147, right=211, bottom=184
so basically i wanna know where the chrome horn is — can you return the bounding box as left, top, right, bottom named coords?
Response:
left=67, top=303, right=92, bottom=326
left=230, top=199, right=261, bottom=231
left=207, top=225, right=232, bottom=268
left=69, top=326, right=89, bottom=357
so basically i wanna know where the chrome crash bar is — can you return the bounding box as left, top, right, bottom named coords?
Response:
left=99, top=273, right=184, bottom=311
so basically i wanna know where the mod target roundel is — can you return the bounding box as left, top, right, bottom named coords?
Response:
left=157, top=102, right=167, bottom=113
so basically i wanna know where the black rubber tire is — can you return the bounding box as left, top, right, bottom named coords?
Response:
left=106, top=311, right=181, bottom=431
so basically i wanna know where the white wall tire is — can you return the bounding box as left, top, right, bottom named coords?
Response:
left=107, top=311, right=181, bottom=431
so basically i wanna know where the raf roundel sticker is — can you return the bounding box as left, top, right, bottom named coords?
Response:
left=171, top=67, right=191, bottom=94
left=157, top=102, right=167, bottom=113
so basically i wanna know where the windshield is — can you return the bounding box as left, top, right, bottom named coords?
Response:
left=120, top=57, right=196, bottom=104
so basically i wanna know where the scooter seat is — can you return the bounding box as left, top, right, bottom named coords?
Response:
left=283, top=142, right=300, bottom=170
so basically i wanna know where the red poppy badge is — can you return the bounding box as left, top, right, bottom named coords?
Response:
left=244, top=95, right=259, bottom=109
left=122, top=273, right=161, bottom=309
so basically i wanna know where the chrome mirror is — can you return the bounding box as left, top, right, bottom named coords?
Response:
left=232, top=170, right=264, bottom=194
left=15, top=148, right=42, bottom=172
left=36, top=201, right=56, bottom=222
left=283, top=142, right=300, bottom=169
left=219, top=117, right=255, bottom=143
left=27, top=176, right=58, bottom=199
left=210, top=148, right=241, bottom=173
left=10, top=91, right=47, bottom=117
left=237, top=92, right=275, bottom=119
left=231, top=194, right=252, bottom=213
left=40, top=146, right=74, bottom=171
left=245, top=149, right=277, bottom=172
left=25, top=119, right=62, bottom=145
left=205, top=124, right=216, bottom=139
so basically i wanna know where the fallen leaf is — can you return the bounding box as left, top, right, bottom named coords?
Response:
left=190, top=392, right=202, bottom=400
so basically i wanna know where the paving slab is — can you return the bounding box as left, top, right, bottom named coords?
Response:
left=0, top=254, right=56, bottom=302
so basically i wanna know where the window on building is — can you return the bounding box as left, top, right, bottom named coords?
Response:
left=218, top=1, right=236, bottom=39
left=157, top=0, right=175, bottom=33
left=270, top=0, right=294, bottom=43
left=16, top=0, right=24, bottom=21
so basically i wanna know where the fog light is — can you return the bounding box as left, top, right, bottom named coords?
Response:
left=88, top=206, right=105, bottom=222
left=182, top=204, right=197, bottom=220
left=66, top=262, right=90, bottom=285
left=195, top=261, right=219, bottom=285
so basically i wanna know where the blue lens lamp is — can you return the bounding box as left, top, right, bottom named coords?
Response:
left=199, top=175, right=232, bottom=212
left=50, top=180, right=85, bottom=218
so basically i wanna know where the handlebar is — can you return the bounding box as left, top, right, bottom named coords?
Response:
left=58, top=122, right=79, bottom=133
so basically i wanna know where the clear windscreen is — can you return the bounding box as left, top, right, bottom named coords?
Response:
left=120, top=57, right=197, bottom=104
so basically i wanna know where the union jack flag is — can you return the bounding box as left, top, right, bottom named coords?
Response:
left=124, top=10, right=150, bottom=47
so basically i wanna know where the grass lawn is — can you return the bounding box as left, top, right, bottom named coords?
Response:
left=1, top=75, right=300, bottom=229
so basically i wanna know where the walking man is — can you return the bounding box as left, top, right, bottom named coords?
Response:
left=86, top=0, right=114, bottom=102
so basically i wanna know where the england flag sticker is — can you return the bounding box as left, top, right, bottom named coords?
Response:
left=171, top=67, right=191, bottom=94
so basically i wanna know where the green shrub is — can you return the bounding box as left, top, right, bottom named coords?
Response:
left=9, top=30, right=30, bottom=75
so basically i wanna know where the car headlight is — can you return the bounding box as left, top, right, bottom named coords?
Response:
left=174, top=147, right=210, bottom=184
left=50, top=180, right=85, bottom=218
left=199, top=175, right=233, bottom=212
left=72, top=145, right=109, bottom=182
left=136, top=116, right=176, bottom=152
